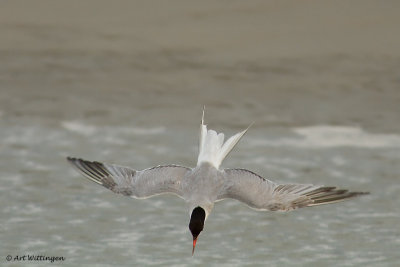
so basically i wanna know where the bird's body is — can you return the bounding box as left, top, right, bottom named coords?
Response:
left=182, top=162, right=220, bottom=218
left=67, top=109, right=368, bottom=254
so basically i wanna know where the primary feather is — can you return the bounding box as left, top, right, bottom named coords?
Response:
left=67, top=157, right=189, bottom=198
left=218, top=168, right=368, bottom=211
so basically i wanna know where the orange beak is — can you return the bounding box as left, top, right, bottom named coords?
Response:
left=192, top=237, right=197, bottom=256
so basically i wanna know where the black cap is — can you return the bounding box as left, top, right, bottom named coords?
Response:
left=189, top=206, right=206, bottom=238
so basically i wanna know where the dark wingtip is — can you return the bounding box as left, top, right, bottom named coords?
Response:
left=66, top=157, right=81, bottom=166
left=305, top=186, right=370, bottom=207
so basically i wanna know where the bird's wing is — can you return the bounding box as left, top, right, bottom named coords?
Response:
left=218, top=168, right=368, bottom=211
left=67, top=157, right=190, bottom=199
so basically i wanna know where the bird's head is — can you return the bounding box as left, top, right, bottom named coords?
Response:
left=189, top=206, right=206, bottom=255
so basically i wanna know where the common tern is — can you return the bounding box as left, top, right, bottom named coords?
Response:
left=67, top=109, right=368, bottom=255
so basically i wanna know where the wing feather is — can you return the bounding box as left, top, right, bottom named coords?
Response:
left=67, top=157, right=190, bottom=198
left=219, top=168, right=368, bottom=211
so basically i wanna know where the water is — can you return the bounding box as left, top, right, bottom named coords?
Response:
left=1, top=1, right=400, bottom=266
left=2, top=115, right=399, bottom=266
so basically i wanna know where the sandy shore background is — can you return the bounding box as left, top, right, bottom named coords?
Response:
left=1, top=0, right=399, bottom=131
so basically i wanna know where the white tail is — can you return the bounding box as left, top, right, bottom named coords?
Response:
left=197, top=108, right=250, bottom=169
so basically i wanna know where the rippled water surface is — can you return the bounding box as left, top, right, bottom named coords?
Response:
left=1, top=1, right=400, bottom=266
left=2, top=118, right=399, bottom=266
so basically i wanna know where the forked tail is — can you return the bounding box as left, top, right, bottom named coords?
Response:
left=197, top=107, right=250, bottom=169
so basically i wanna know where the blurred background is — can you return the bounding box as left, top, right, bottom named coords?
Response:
left=1, top=1, right=399, bottom=266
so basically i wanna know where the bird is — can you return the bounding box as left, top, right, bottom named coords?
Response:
left=67, top=108, right=368, bottom=255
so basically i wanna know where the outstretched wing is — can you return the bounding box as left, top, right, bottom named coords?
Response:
left=218, top=168, right=368, bottom=211
left=67, top=157, right=190, bottom=199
